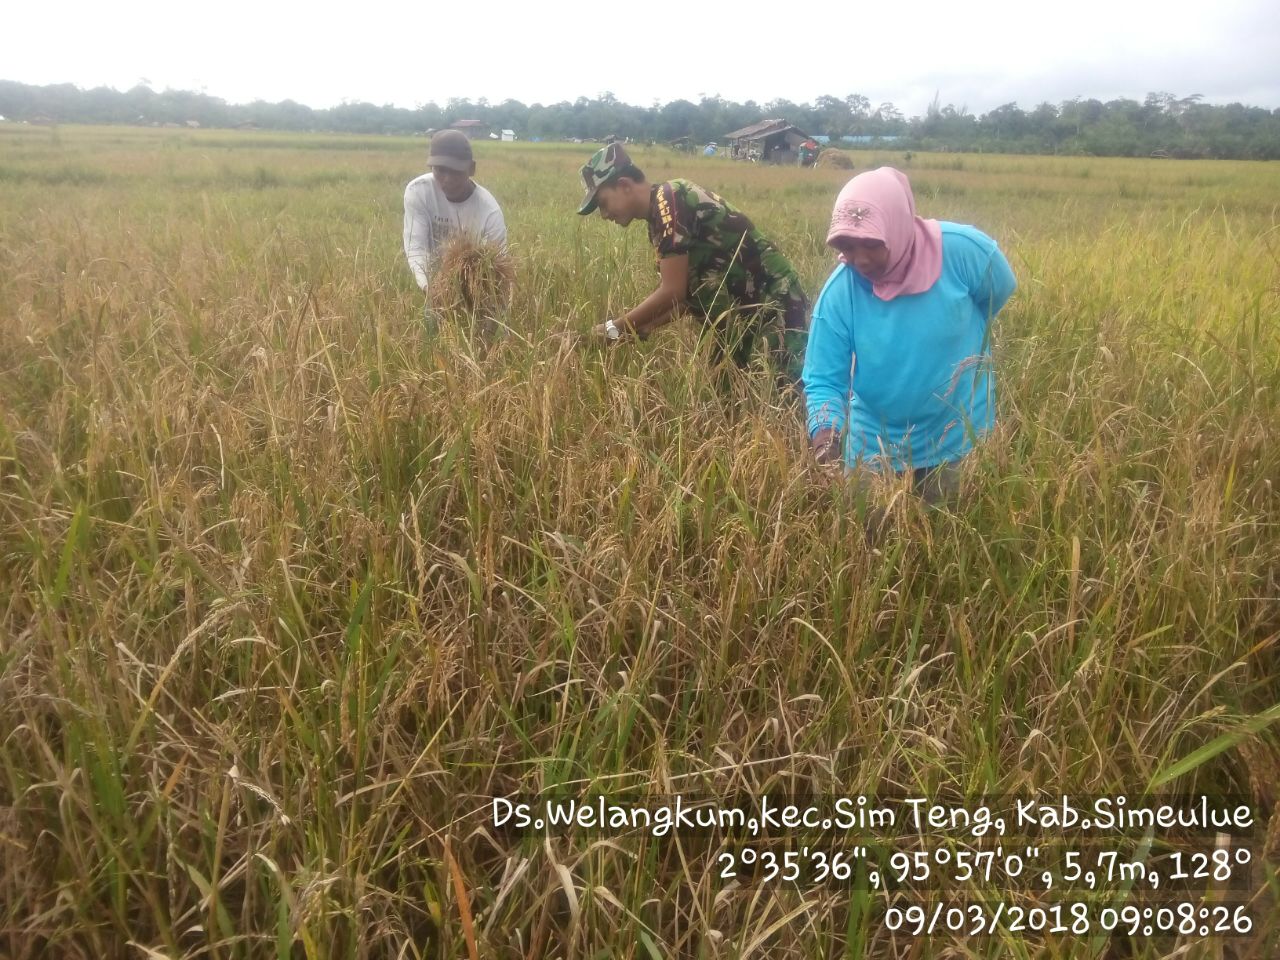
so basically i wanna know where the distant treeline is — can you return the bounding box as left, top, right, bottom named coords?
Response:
left=3, top=81, right=1279, bottom=160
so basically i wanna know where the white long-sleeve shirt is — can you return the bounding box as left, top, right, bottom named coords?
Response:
left=402, top=173, right=507, bottom=291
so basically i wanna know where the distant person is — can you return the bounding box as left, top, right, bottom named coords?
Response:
left=703, top=142, right=717, bottom=157
left=803, top=167, right=1016, bottom=504
left=576, top=143, right=809, bottom=392
left=402, top=130, right=509, bottom=306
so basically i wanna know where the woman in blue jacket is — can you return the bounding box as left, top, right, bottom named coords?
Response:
left=802, top=167, right=1016, bottom=503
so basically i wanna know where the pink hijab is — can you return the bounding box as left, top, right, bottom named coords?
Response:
left=826, top=166, right=943, bottom=301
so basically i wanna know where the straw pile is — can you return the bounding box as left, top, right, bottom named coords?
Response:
left=815, top=149, right=855, bottom=170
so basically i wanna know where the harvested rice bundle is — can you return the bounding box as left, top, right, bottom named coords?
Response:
left=815, top=149, right=855, bottom=170
left=428, top=234, right=515, bottom=320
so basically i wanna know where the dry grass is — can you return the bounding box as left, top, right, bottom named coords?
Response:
left=0, top=125, right=1277, bottom=959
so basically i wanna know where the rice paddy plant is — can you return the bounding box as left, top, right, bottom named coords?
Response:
left=0, top=125, right=1277, bottom=959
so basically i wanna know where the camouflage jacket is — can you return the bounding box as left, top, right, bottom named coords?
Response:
left=646, top=179, right=804, bottom=325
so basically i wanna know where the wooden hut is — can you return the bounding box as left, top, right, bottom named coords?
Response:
left=449, top=119, right=490, bottom=140
left=724, top=119, right=811, bottom=164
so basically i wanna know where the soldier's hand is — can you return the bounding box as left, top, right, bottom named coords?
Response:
left=551, top=326, right=599, bottom=354
left=549, top=327, right=586, bottom=352
left=599, top=319, right=628, bottom=344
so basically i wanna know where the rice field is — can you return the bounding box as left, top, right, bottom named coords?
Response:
left=1, top=125, right=1278, bottom=959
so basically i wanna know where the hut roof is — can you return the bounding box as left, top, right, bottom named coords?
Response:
left=723, top=118, right=807, bottom=141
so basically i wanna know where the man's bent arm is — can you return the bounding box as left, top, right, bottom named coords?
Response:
left=483, top=207, right=508, bottom=252
left=620, top=254, right=688, bottom=336
left=403, top=185, right=432, bottom=291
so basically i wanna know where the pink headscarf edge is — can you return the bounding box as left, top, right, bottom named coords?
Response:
left=826, top=166, right=943, bottom=300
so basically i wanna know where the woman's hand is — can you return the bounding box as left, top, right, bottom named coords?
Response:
left=811, top=427, right=841, bottom=466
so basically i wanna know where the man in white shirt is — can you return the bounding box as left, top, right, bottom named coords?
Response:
left=402, top=129, right=509, bottom=300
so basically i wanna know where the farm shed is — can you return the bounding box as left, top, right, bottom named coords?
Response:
left=449, top=119, right=490, bottom=140
left=724, top=118, right=811, bottom=164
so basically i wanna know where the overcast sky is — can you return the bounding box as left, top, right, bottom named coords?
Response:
left=7, top=0, right=1279, bottom=116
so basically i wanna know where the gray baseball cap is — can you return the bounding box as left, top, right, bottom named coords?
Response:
left=428, top=130, right=474, bottom=172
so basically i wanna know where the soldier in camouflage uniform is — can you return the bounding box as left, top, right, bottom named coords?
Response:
left=577, top=143, right=809, bottom=392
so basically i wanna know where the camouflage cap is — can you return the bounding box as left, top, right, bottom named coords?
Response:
left=577, top=142, right=634, bottom=215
